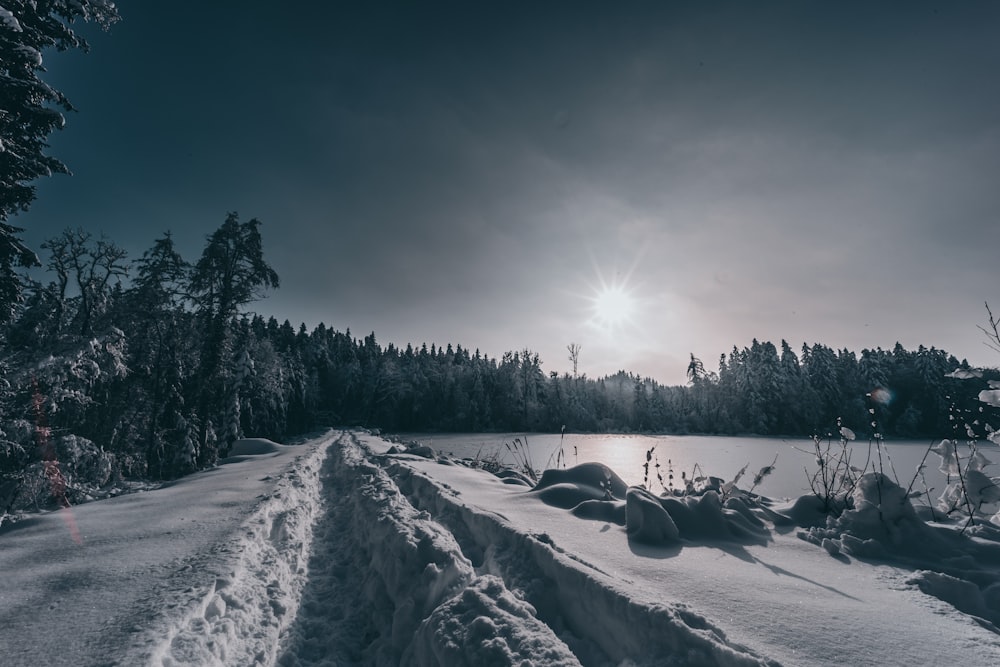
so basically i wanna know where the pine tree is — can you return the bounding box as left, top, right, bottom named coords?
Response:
left=123, top=233, right=193, bottom=478
left=0, top=1, right=119, bottom=318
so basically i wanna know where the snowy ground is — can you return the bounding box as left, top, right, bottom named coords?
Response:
left=2, top=430, right=1000, bottom=666
left=0, top=433, right=333, bottom=666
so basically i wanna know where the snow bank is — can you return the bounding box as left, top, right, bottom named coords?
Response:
left=393, top=434, right=1000, bottom=664
left=227, top=438, right=286, bottom=457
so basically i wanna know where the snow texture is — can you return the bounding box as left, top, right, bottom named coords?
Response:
left=5, top=430, right=1000, bottom=666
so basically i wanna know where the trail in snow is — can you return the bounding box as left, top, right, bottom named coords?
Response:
left=276, top=431, right=584, bottom=666
left=0, top=433, right=335, bottom=667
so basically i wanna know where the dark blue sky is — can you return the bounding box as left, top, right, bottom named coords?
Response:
left=20, top=1, right=1000, bottom=384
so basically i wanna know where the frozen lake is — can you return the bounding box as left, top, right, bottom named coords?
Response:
left=401, top=432, right=998, bottom=504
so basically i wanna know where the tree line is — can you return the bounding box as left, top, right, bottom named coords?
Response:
left=1, top=218, right=993, bottom=514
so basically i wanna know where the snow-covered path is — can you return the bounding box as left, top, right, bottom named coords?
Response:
left=0, top=433, right=335, bottom=667
left=3, top=430, right=1000, bottom=666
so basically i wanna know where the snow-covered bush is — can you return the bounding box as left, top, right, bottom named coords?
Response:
left=2, top=430, right=122, bottom=516
left=53, top=434, right=114, bottom=491
left=930, top=365, right=1000, bottom=530
left=800, top=471, right=937, bottom=559
left=0, top=420, right=34, bottom=518
left=927, top=442, right=1000, bottom=528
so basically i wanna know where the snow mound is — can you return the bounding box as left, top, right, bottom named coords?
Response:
left=658, top=492, right=770, bottom=544
left=531, top=462, right=628, bottom=509
left=798, top=471, right=1000, bottom=628
left=227, top=437, right=286, bottom=456
left=906, top=570, right=999, bottom=630
left=799, top=472, right=945, bottom=560
left=626, top=486, right=679, bottom=545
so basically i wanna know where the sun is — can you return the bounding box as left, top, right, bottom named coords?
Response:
left=591, top=284, right=636, bottom=328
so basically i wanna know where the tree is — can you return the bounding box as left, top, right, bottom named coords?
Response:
left=980, top=302, right=1000, bottom=355
left=686, top=354, right=707, bottom=385
left=567, top=343, right=581, bottom=378
left=40, top=228, right=128, bottom=336
left=189, top=213, right=279, bottom=463
left=0, top=222, right=37, bottom=323
left=0, top=1, right=119, bottom=318
left=125, top=232, right=193, bottom=477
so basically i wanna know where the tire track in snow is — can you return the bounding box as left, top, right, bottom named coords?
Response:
left=277, top=431, right=581, bottom=666
left=275, top=431, right=396, bottom=665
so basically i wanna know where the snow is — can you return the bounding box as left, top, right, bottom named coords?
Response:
left=0, top=6, right=22, bottom=32
left=4, top=430, right=1000, bottom=665
left=0, top=433, right=333, bottom=666
left=980, top=389, right=1000, bottom=407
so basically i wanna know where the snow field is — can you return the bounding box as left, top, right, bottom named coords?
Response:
left=387, top=433, right=1000, bottom=666
left=7, top=429, right=1000, bottom=666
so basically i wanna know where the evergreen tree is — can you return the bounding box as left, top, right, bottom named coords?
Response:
left=124, top=233, right=193, bottom=478
left=0, top=1, right=119, bottom=318
left=189, top=213, right=279, bottom=463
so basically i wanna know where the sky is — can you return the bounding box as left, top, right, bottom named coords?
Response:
left=17, top=1, right=1000, bottom=385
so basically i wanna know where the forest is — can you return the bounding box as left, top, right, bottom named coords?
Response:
left=1, top=218, right=996, bottom=518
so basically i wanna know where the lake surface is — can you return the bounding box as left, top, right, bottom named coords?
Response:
left=400, top=432, right=999, bottom=505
